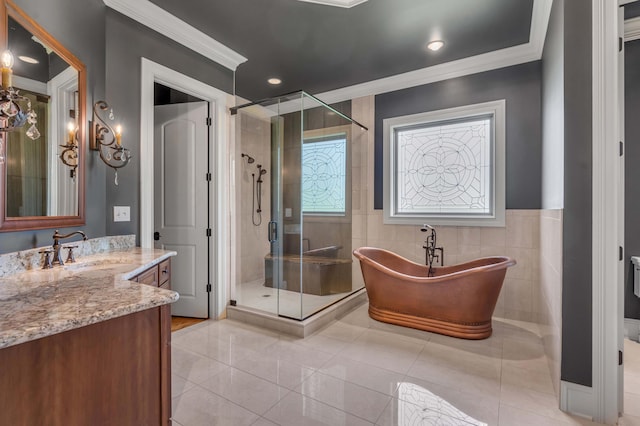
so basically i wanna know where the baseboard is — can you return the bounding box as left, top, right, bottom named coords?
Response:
left=625, top=317, right=640, bottom=341
left=560, top=381, right=594, bottom=420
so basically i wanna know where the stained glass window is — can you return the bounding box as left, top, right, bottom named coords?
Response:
left=302, top=136, right=346, bottom=214
left=395, top=116, right=493, bottom=216
left=383, top=100, right=505, bottom=226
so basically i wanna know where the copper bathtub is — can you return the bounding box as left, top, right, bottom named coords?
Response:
left=353, top=247, right=516, bottom=339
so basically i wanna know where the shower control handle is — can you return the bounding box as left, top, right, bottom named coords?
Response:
left=268, top=221, right=278, bottom=243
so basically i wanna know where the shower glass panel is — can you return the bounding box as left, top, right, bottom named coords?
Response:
left=233, top=91, right=367, bottom=320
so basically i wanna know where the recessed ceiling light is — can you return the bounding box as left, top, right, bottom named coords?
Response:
left=18, top=55, right=39, bottom=64
left=267, top=77, right=282, bottom=85
left=426, top=40, right=445, bottom=52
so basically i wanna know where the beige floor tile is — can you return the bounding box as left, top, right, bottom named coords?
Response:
left=296, top=372, right=391, bottom=423
left=264, top=391, right=373, bottom=426
left=407, top=355, right=501, bottom=397
left=625, top=392, right=640, bottom=418
left=499, top=383, right=564, bottom=422
left=285, top=333, right=349, bottom=355
left=501, top=364, right=555, bottom=395
left=340, top=329, right=425, bottom=374
left=251, top=417, right=280, bottom=426
left=620, top=413, right=640, bottom=426
left=199, top=367, right=290, bottom=415
left=395, top=376, right=500, bottom=425
left=265, top=340, right=336, bottom=369
left=318, top=355, right=404, bottom=396
left=172, top=373, right=196, bottom=398
left=231, top=350, right=316, bottom=390
left=172, top=346, right=230, bottom=385
left=376, top=396, right=486, bottom=426
left=498, top=404, right=568, bottom=426
left=172, top=386, right=259, bottom=426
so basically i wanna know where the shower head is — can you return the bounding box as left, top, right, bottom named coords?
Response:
left=241, top=153, right=255, bottom=164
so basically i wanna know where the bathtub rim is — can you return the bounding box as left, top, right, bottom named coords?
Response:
left=352, top=246, right=516, bottom=284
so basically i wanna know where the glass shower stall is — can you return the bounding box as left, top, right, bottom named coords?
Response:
left=232, top=91, right=367, bottom=320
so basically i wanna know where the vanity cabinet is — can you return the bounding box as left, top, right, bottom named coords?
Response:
left=135, top=258, right=171, bottom=290
left=0, top=305, right=172, bottom=425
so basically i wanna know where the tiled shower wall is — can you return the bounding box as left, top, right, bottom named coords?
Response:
left=237, top=112, right=271, bottom=284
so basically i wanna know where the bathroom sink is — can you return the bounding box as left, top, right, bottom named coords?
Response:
left=62, top=259, right=132, bottom=272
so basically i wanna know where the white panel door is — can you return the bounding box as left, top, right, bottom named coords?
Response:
left=154, top=101, right=209, bottom=318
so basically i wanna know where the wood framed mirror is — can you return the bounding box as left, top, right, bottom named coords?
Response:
left=0, top=0, right=85, bottom=231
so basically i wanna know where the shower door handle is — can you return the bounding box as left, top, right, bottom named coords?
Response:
left=268, top=221, right=278, bottom=243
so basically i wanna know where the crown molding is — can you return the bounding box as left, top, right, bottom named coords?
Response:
left=294, top=0, right=368, bottom=7
left=625, top=16, right=640, bottom=41
left=313, top=0, right=552, bottom=104
left=103, top=0, right=247, bottom=71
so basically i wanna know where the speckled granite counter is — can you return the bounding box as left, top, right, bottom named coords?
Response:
left=0, top=245, right=178, bottom=349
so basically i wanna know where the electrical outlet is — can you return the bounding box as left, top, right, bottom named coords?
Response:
left=113, top=206, right=130, bottom=222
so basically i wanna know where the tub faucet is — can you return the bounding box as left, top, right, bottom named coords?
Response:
left=52, top=230, right=87, bottom=265
left=421, top=224, right=444, bottom=276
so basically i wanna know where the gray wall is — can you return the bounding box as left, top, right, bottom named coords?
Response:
left=373, top=61, right=543, bottom=210
left=541, top=0, right=564, bottom=210
left=0, top=0, right=107, bottom=254
left=560, top=0, right=592, bottom=387
left=625, top=39, right=640, bottom=320
left=104, top=10, right=233, bottom=241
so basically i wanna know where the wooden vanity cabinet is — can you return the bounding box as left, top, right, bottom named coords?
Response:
left=0, top=305, right=172, bottom=426
left=135, top=258, right=171, bottom=290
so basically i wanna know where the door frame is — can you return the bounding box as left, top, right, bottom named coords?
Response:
left=592, top=0, right=622, bottom=423
left=140, top=58, right=233, bottom=319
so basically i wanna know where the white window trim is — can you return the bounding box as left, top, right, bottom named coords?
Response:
left=383, top=99, right=506, bottom=227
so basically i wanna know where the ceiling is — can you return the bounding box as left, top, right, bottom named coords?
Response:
left=148, top=0, right=534, bottom=101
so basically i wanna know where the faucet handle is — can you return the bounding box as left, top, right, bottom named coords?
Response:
left=39, top=249, right=53, bottom=269
left=63, top=245, right=78, bottom=263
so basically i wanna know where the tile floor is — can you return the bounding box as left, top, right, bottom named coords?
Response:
left=171, top=304, right=600, bottom=426
left=622, top=338, right=640, bottom=426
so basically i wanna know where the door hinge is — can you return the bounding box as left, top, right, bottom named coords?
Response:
left=619, top=350, right=623, bottom=366
left=206, top=117, right=212, bottom=126
left=230, top=299, right=237, bottom=306
left=206, top=228, right=212, bottom=237
left=620, top=246, right=624, bottom=261
left=619, top=37, right=623, bottom=52
left=206, top=172, right=212, bottom=181
left=206, top=283, right=212, bottom=292
left=620, top=141, right=624, bottom=157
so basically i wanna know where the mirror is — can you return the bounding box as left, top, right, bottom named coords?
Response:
left=0, top=0, right=85, bottom=231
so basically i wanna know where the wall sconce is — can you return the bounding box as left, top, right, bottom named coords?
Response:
left=59, top=122, right=78, bottom=179
left=0, top=50, right=39, bottom=139
left=90, top=100, right=131, bottom=185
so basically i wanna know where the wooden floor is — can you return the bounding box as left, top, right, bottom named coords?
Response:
left=171, top=316, right=206, bottom=332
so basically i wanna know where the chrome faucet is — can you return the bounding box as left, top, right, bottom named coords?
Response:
left=52, top=230, right=87, bottom=265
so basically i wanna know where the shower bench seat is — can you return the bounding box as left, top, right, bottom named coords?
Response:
left=264, top=252, right=352, bottom=296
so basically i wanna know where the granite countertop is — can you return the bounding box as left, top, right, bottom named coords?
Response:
left=0, top=247, right=179, bottom=350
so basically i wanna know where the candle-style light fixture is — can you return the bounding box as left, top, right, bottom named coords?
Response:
left=90, top=100, right=131, bottom=185
left=0, top=50, right=39, bottom=138
left=59, top=121, right=79, bottom=179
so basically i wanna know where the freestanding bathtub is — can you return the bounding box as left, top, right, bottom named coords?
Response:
left=353, top=247, right=516, bottom=339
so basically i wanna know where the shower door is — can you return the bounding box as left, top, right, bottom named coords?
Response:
left=234, top=90, right=365, bottom=321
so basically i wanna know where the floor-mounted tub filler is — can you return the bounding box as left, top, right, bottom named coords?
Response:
left=353, top=247, right=515, bottom=339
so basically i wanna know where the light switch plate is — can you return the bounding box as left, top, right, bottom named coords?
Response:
left=113, top=206, right=130, bottom=222
left=285, top=208, right=292, bottom=218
